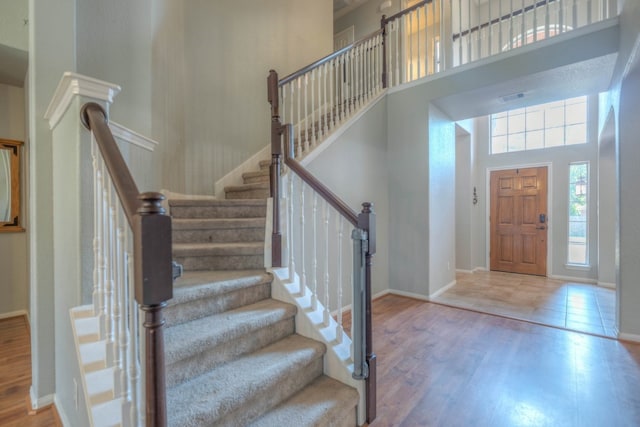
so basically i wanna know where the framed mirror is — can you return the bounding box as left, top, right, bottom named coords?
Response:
left=0, top=139, right=24, bottom=232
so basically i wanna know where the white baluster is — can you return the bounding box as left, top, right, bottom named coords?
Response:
left=468, top=0, right=472, bottom=61
left=323, top=62, right=329, bottom=136
left=289, top=83, right=294, bottom=150
left=499, top=0, right=504, bottom=52
left=297, top=78, right=302, bottom=158
left=336, top=216, right=344, bottom=344
left=521, top=0, right=526, bottom=47
left=92, top=138, right=103, bottom=320
left=417, top=6, right=421, bottom=78
left=304, top=73, right=310, bottom=153
left=488, top=0, right=493, bottom=56
left=408, top=13, right=414, bottom=81
left=106, top=187, right=117, bottom=367
left=559, top=0, right=564, bottom=34
left=323, top=201, right=331, bottom=326
left=310, top=68, right=316, bottom=148
left=299, top=181, right=306, bottom=296
left=396, top=20, right=401, bottom=85
left=572, top=0, right=578, bottom=29
left=329, top=59, right=335, bottom=130
left=288, top=173, right=296, bottom=278
left=533, top=0, right=538, bottom=43
left=545, top=0, right=550, bottom=40
left=311, top=193, right=318, bottom=311
left=458, top=0, right=463, bottom=65
left=127, top=252, right=141, bottom=427
left=112, top=203, right=124, bottom=397
left=587, top=0, right=592, bottom=25
left=509, top=0, right=515, bottom=50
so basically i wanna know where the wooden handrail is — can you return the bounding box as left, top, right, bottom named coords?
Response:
left=279, top=28, right=384, bottom=86
left=282, top=126, right=359, bottom=227
left=381, top=0, right=432, bottom=25
left=451, top=0, right=559, bottom=41
left=81, top=102, right=141, bottom=227
left=81, top=102, right=172, bottom=427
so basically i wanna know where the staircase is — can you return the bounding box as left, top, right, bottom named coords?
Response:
left=164, top=161, right=359, bottom=426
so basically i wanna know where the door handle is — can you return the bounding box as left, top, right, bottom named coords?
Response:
left=536, top=226, right=546, bottom=230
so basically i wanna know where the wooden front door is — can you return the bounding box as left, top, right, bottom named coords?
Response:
left=490, top=167, right=548, bottom=276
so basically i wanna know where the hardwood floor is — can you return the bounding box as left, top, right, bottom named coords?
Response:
left=367, top=295, right=640, bottom=426
left=0, top=316, right=61, bottom=427
left=432, top=271, right=616, bottom=337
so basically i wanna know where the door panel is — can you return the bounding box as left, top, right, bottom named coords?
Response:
left=490, top=167, right=548, bottom=275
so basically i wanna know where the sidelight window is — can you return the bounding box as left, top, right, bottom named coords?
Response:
left=568, top=162, right=589, bottom=266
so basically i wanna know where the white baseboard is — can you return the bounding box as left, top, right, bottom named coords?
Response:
left=597, top=281, right=616, bottom=289
left=0, top=309, right=29, bottom=321
left=618, top=332, right=640, bottom=342
left=387, top=289, right=430, bottom=301
left=372, top=289, right=391, bottom=300
left=29, top=387, right=55, bottom=410
left=473, top=267, right=488, bottom=272
left=548, top=274, right=597, bottom=284
left=429, top=280, right=457, bottom=299
left=53, top=395, right=71, bottom=427
left=456, top=269, right=473, bottom=274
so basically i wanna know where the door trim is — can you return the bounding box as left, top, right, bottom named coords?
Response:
left=485, top=162, right=553, bottom=276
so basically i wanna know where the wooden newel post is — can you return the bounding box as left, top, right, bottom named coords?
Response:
left=134, top=192, right=172, bottom=427
left=380, top=15, right=388, bottom=89
left=268, top=70, right=283, bottom=267
left=358, top=202, right=377, bottom=423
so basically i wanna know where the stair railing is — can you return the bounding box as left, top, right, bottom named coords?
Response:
left=269, top=71, right=377, bottom=423
left=81, top=102, right=173, bottom=427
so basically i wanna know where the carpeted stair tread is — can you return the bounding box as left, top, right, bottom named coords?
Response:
left=167, top=335, right=326, bottom=427
left=173, top=241, right=264, bottom=256
left=172, top=217, right=266, bottom=230
left=165, top=299, right=296, bottom=365
left=169, top=198, right=267, bottom=219
left=173, top=269, right=270, bottom=291
left=247, top=376, right=359, bottom=427
left=164, top=299, right=297, bottom=387
left=224, top=182, right=270, bottom=193
left=166, top=270, right=272, bottom=326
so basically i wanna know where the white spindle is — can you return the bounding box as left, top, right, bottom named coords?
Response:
left=127, top=252, right=141, bottom=427
left=323, top=63, right=329, bottom=135
left=310, top=69, right=316, bottom=148
left=488, top=0, right=493, bottom=56
left=533, top=0, right=538, bottom=42
left=408, top=13, right=414, bottom=81
left=311, top=193, right=318, bottom=311
left=545, top=0, right=550, bottom=40
left=281, top=86, right=287, bottom=131
left=323, top=201, right=331, bottom=326
left=92, top=139, right=104, bottom=320
left=559, top=0, right=564, bottom=34
left=468, top=0, right=472, bottom=62
left=572, top=0, right=578, bottom=29
left=304, top=74, right=310, bottom=153
left=509, top=0, right=515, bottom=50
left=499, top=0, right=504, bottom=52
left=299, top=181, right=306, bottom=296
left=521, top=0, right=526, bottom=47
left=297, top=78, right=302, bottom=158
left=336, top=216, right=344, bottom=344
left=288, top=173, right=296, bottom=277
left=587, top=0, right=592, bottom=25
left=458, top=0, right=463, bottom=65
left=112, top=204, right=124, bottom=397
left=396, top=20, right=401, bottom=85
left=330, top=59, right=335, bottom=129
left=416, top=7, right=421, bottom=79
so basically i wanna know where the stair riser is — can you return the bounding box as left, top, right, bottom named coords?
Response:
left=166, top=318, right=295, bottom=388
left=173, top=228, right=265, bottom=244
left=171, top=205, right=266, bottom=219
left=226, top=189, right=271, bottom=200
left=216, top=357, right=324, bottom=427
left=165, top=282, right=271, bottom=327
left=175, top=255, right=264, bottom=271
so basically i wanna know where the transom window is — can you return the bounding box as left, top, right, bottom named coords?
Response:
left=491, top=96, right=588, bottom=154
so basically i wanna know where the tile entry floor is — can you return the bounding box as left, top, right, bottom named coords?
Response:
left=431, top=270, right=617, bottom=337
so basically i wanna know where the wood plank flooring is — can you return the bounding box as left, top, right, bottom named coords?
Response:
left=366, top=295, right=640, bottom=426
left=0, top=316, right=61, bottom=427
left=432, top=271, right=616, bottom=337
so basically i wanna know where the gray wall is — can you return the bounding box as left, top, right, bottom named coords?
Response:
left=307, top=98, right=389, bottom=298
left=428, top=104, right=456, bottom=294
left=597, top=110, right=616, bottom=286
left=0, top=83, right=28, bottom=316
left=455, top=128, right=472, bottom=271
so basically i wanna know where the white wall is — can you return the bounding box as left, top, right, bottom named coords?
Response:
left=334, top=0, right=405, bottom=40
left=0, top=83, right=28, bottom=316
left=597, top=110, right=616, bottom=286
left=467, top=97, right=601, bottom=281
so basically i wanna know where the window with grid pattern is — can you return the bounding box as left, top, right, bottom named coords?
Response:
left=491, top=96, right=587, bottom=154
